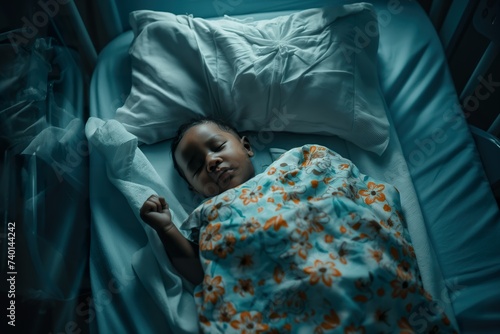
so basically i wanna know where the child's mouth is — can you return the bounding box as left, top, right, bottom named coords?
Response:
left=217, top=168, right=234, bottom=186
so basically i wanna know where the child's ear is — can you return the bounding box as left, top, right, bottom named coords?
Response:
left=240, top=136, right=254, bottom=157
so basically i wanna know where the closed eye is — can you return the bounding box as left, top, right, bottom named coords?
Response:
left=191, top=159, right=203, bottom=177
left=215, top=142, right=226, bottom=151
left=193, top=165, right=202, bottom=177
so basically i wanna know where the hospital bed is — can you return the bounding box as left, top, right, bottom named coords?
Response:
left=87, top=0, right=500, bottom=333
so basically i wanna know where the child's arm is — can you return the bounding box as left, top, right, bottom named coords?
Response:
left=140, top=195, right=204, bottom=286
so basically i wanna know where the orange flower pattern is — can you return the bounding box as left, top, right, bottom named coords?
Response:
left=182, top=145, right=455, bottom=333
left=359, top=182, right=386, bottom=205
left=304, top=259, right=341, bottom=286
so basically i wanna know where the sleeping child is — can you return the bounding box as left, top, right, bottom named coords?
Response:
left=140, top=117, right=456, bottom=333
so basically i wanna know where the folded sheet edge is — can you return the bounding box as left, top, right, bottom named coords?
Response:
left=85, top=117, right=198, bottom=333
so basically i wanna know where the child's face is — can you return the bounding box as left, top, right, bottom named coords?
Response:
left=174, top=122, right=255, bottom=197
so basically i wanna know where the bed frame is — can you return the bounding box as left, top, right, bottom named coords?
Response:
left=84, top=1, right=500, bottom=333
left=5, top=0, right=496, bottom=333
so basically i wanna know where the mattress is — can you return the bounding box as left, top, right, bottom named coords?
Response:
left=89, top=0, right=500, bottom=332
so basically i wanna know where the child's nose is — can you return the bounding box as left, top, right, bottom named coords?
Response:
left=206, top=154, right=222, bottom=172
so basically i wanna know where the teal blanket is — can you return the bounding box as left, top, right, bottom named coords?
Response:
left=181, top=145, right=455, bottom=333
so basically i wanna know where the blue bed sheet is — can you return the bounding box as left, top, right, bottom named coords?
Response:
left=375, top=2, right=500, bottom=331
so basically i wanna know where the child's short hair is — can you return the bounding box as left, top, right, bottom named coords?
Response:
left=171, top=116, right=241, bottom=182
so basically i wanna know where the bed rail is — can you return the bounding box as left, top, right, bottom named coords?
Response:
left=470, top=125, right=500, bottom=204
left=436, top=0, right=499, bottom=137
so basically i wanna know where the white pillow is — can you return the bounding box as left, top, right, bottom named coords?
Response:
left=115, top=3, right=390, bottom=155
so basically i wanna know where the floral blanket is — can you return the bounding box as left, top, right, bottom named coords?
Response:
left=181, top=145, right=455, bottom=333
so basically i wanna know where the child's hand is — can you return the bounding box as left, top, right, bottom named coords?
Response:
left=140, top=195, right=173, bottom=233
